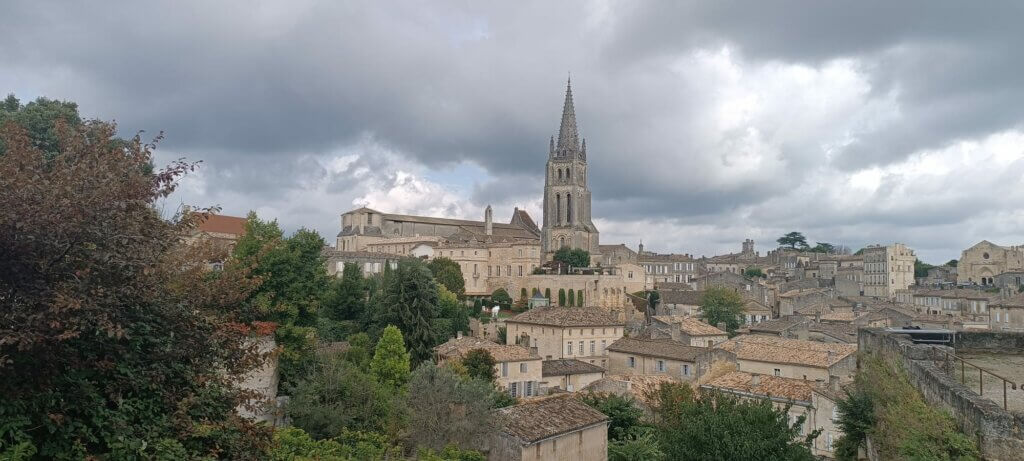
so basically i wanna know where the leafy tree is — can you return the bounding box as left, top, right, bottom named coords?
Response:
left=371, top=325, right=411, bottom=390
left=437, top=285, right=469, bottom=338
left=497, top=326, right=507, bottom=344
left=0, top=118, right=271, bottom=457
left=462, top=349, right=497, bottom=383
left=371, top=259, right=440, bottom=366
left=558, top=288, right=567, bottom=306
left=490, top=287, right=512, bottom=306
left=416, top=444, right=486, bottom=461
left=288, top=356, right=394, bottom=439
left=428, top=257, right=465, bottom=298
left=520, top=287, right=528, bottom=301
left=567, top=289, right=576, bottom=306
left=553, top=247, right=591, bottom=267
left=609, top=431, right=665, bottom=461
left=341, top=332, right=372, bottom=368
left=544, top=287, right=551, bottom=301
left=777, top=231, right=809, bottom=250
left=914, top=259, right=936, bottom=278
left=650, top=382, right=818, bottom=460
left=0, top=94, right=83, bottom=157
left=577, top=289, right=585, bottom=307
left=946, top=259, right=958, bottom=267
left=834, top=389, right=875, bottom=461
left=275, top=324, right=319, bottom=392
left=581, top=393, right=647, bottom=441
left=808, top=242, right=835, bottom=253
left=324, top=262, right=366, bottom=322
left=743, top=266, right=765, bottom=278
left=270, top=427, right=403, bottom=461
left=699, top=287, right=745, bottom=335
left=404, top=363, right=498, bottom=453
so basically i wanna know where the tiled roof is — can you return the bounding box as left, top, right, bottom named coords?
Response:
left=434, top=336, right=539, bottom=363
left=506, top=307, right=622, bottom=327
left=807, top=323, right=858, bottom=343
left=495, top=394, right=608, bottom=443
left=993, top=293, right=1024, bottom=308
left=916, top=288, right=998, bottom=300
left=819, top=311, right=859, bottom=322
left=703, top=371, right=816, bottom=402
left=744, top=299, right=772, bottom=312
left=715, top=335, right=856, bottom=368
left=196, top=213, right=247, bottom=236
left=606, top=337, right=707, bottom=362
left=652, top=316, right=726, bottom=336
left=661, top=290, right=705, bottom=305
left=542, top=359, right=606, bottom=377
left=581, top=374, right=678, bottom=406
left=748, top=316, right=806, bottom=334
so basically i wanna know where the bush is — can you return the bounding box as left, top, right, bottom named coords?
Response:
left=491, top=288, right=512, bottom=306
left=287, top=356, right=394, bottom=439
left=558, top=288, right=567, bottom=307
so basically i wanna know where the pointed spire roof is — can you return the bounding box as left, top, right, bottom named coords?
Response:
left=555, top=77, right=581, bottom=159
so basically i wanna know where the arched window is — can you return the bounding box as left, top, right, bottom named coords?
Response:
left=555, top=194, right=561, bottom=225
left=566, top=193, right=573, bottom=224
left=557, top=169, right=562, bottom=180
left=559, top=237, right=566, bottom=248
left=567, top=168, right=571, bottom=180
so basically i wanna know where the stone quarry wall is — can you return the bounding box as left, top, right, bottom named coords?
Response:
left=858, top=328, right=1024, bottom=461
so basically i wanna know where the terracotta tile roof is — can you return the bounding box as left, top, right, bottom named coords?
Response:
left=542, top=359, right=606, bottom=377
left=819, top=311, right=858, bottom=322
left=715, top=335, right=856, bottom=368
left=743, top=299, right=772, bottom=312
left=748, top=316, right=806, bottom=334
left=653, top=316, right=726, bottom=336
left=495, top=394, right=608, bottom=443
left=661, top=290, right=705, bottom=305
left=196, top=213, right=247, bottom=236
left=506, top=307, right=622, bottom=327
left=606, top=337, right=707, bottom=362
left=434, top=336, right=539, bottom=363
left=703, top=371, right=816, bottom=402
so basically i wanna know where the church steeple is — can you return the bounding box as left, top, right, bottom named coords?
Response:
left=555, top=77, right=580, bottom=159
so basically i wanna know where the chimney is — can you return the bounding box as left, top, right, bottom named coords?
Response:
left=829, top=375, right=840, bottom=392
left=484, top=205, right=493, bottom=236
left=751, top=374, right=761, bottom=386
left=456, top=331, right=463, bottom=339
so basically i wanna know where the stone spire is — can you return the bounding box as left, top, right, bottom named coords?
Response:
left=555, top=77, right=580, bottom=158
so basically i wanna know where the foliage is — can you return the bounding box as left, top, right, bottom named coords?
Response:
left=462, top=349, right=497, bottom=383
left=437, top=285, right=470, bottom=339
left=609, top=431, right=664, bottom=461
left=853, top=354, right=980, bottom=461
left=568, top=289, right=576, bottom=306
left=490, top=288, right=512, bottom=306
left=520, top=287, right=528, bottom=300
left=743, top=266, right=765, bottom=278
left=416, top=444, right=486, bottom=461
left=276, top=325, right=319, bottom=392
left=834, top=388, right=875, bottom=461
left=946, top=259, right=958, bottom=267
left=553, top=246, right=591, bottom=267
left=287, top=356, right=394, bottom=440
left=777, top=231, right=809, bottom=250
left=914, top=259, right=936, bottom=278
left=497, top=326, right=507, bottom=344
left=324, top=262, right=365, bottom=322
left=342, top=332, right=372, bottom=368
left=371, top=326, right=412, bottom=391
left=580, top=393, right=647, bottom=441
left=0, top=118, right=272, bottom=457
left=428, top=257, right=465, bottom=299
left=371, top=259, right=440, bottom=366
left=558, top=288, right=567, bottom=307
left=0, top=94, right=85, bottom=157
left=404, top=363, right=498, bottom=453
left=698, top=287, right=745, bottom=336
left=577, top=289, right=585, bottom=307
left=649, top=382, right=818, bottom=461
left=808, top=242, right=835, bottom=253
left=270, top=427, right=402, bottom=461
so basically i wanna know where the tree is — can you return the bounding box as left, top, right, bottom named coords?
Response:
left=0, top=118, right=271, bottom=457
left=581, top=393, right=647, bottom=441
left=650, top=382, right=818, bottom=460
left=833, top=389, right=875, bottom=461
left=544, top=288, right=551, bottom=301
left=609, top=432, right=664, bottom=461
left=437, top=285, right=469, bottom=339
left=404, top=363, right=497, bottom=453
left=553, top=247, right=591, bottom=268
left=324, top=262, right=365, bottom=322
left=743, top=267, right=765, bottom=278
left=914, top=259, right=936, bottom=278
left=946, top=259, right=958, bottom=267
left=462, top=349, right=497, bottom=383
left=777, top=231, right=809, bottom=250
left=577, top=289, right=585, bottom=307
left=568, top=289, right=576, bottom=306
left=558, top=288, right=567, bottom=307
left=371, top=259, right=440, bottom=366
left=0, top=94, right=84, bottom=157
left=288, top=356, right=394, bottom=439
left=428, top=257, right=465, bottom=298
left=490, top=288, right=512, bottom=306
left=371, top=325, right=411, bottom=390
left=809, top=242, right=835, bottom=253
left=699, top=287, right=745, bottom=336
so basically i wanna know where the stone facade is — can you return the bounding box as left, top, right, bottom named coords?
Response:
left=503, top=308, right=625, bottom=366
left=958, top=240, right=1024, bottom=286
left=488, top=264, right=645, bottom=311
left=637, top=245, right=700, bottom=289
left=490, top=395, right=609, bottom=461
left=862, top=243, right=916, bottom=299
left=541, top=80, right=600, bottom=262
left=606, top=337, right=736, bottom=382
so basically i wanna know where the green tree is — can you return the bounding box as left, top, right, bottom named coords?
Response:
left=553, top=247, right=591, bottom=267
left=270, top=427, right=403, bottom=461
left=371, top=325, right=411, bottom=390
left=743, top=267, right=765, bottom=278
left=946, top=259, right=958, bottom=267
left=808, top=242, right=835, bottom=253
left=777, top=231, right=809, bottom=250
left=0, top=118, right=271, bottom=457
left=462, top=349, right=497, bottom=383
left=342, top=332, right=373, bottom=368
left=581, top=393, right=647, bottom=441
left=428, top=257, right=466, bottom=298
left=0, top=94, right=84, bottom=157
left=520, top=287, right=528, bottom=300
left=558, top=288, right=567, bottom=307
left=325, top=262, right=366, bottom=322
left=914, top=259, right=936, bottom=278
left=497, top=326, right=507, bottom=344
left=287, top=356, right=394, bottom=439
left=609, top=432, right=664, bottom=461
left=437, top=285, right=469, bottom=338
left=651, top=382, right=818, bottom=460
left=577, top=289, right=585, bottom=307
left=833, top=389, right=875, bottom=461
left=567, top=289, right=576, bottom=306
left=404, top=363, right=498, bottom=453
left=372, top=259, right=440, bottom=366
left=491, top=287, right=512, bottom=306
left=416, top=444, right=486, bottom=461
left=544, top=287, right=551, bottom=301
left=698, top=287, right=745, bottom=336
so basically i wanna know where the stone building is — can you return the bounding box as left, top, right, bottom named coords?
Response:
left=637, top=243, right=701, bottom=289
left=541, top=79, right=600, bottom=263
left=434, top=336, right=543, bottom=398
left=605, top=337, right=735, bottom=381
left=490, top=394, right=609, bottom=461
left=503, top=308, right=624, bottom=367
left=598, top=243, right=637, bottom=266
left=540, top=359, right=606, bottom=393
left=990, top=293, right=1024, bottom=332
left=649, top=316, right=728, bottom=347
left=957, top=240, right=1024, bottom=286
left=323, top=249, right=403, bottom=277
left=488, top=263, right=646, bottom=311
left=714, top=334, right=857, bottom=382
left=862, top=243, right=916, bottom=299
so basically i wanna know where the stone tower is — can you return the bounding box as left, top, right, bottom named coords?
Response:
left=541, top=78, right=600, bottom=263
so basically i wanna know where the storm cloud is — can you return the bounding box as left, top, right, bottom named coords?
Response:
left=3, top=1, right=1022, bottom=262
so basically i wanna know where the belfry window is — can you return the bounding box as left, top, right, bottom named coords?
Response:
left=566, top=193, right=573, bottom=224
left=558, top=169, right=562, bottom=180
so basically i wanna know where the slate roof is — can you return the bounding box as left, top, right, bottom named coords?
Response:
left=661, top=290, right=705, bottom=305
left=703, top=371, right=816, bottom=402
left=434, top=336, right=539, bottom=363
left=506, top=307, right=622, bottom=327
left=715, top=335, right=857, bottom=368
left=542, top=359, right=606, bottom=377
left=606, top=337, right=708, bottom=362
left=495, top=394, right=609, bottom=444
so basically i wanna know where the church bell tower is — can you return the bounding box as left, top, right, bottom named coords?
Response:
left=541, top=78, right=600, bottom=263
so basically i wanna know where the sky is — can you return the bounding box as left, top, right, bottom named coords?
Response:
left=3, top=1, right=1024, bottom=264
